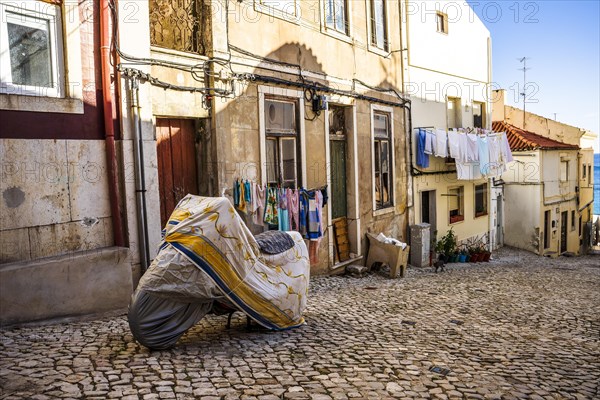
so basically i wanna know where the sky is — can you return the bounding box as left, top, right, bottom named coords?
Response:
left=467, top=0, right=600, bottom=152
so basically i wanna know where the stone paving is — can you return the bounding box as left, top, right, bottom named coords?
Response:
left=1, top=247, right=599, bottom=400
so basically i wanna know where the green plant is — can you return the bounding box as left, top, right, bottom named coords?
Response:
left=437, top=228, right=457, bottom=257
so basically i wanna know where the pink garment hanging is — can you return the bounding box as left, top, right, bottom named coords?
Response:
left=287, top=188, right=300, bottom=231
left=252, top=182, right=266, bottom=225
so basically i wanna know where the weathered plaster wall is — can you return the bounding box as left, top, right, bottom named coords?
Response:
left=0, top=139, right=114, bottom=264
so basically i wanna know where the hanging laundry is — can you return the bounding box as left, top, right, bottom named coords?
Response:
left=478, top=136, right=490, bottom=175
left=447, top=130, right=461, bottom=160
left=466, top=133, right=479, bottom=162
left=244, top=180, right=251, bottom=204
left=251, top=181, right=266, bottom=225
left=238, top=180, right=247, bottom=213
left=298, top=189, right=309, bottom=238
left=278, top=188, right=290, bottom=231
left=263, top=187, right=279, bottom=226
left=307, top=190, right=323, bottom=240
left=287, top=188, right=299, bottom=231
left=457, top=133, right=469, bottom=162
left=416, top=128, right=430, bottom=168
left=500, top=132, right=514, bottom=163
left=456, top=161, right=483, bottom=180
left=233, top=179, right=241, bottom=207
left=434, top=129, right=448, bottom=158
left=424, top=129, right=435, bottom=155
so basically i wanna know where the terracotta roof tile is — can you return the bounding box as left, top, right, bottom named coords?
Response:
left=492, top=121, right=579, bottom=151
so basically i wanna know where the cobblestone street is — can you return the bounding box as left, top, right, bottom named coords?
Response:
left=1, top=247, right=599, bottom=400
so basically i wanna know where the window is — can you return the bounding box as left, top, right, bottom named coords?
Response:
left=571, top=210, right=575, bottom=231
left=265, top=99, right=300, bottom=188
left=447, top=97, right=461, bottom=129
left=373, top=111, right=393, bottom=210
left=582, top=163, right=587, bottom=179
left=448, top=187, right=464, bottom=224
left=473, top=101, right=485, bottom=129
left=324, top=0, right=348, bottom=35
left=436, top=12, right=448, bottom=34
left=0, top=1, right=64, bottom=97
left=475, top=183, right=488, bottom=217
left=149, top=0, right=205, bottom=55
left=588, top=165, right=592, bottom=185
left=560, top=160, right=569, bottom=182
left=369, top=0, right=388, bottom=50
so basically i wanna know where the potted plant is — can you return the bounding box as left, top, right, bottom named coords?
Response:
left=482, top=246, right=491, bottom=262
left=438, top=229, right=457, bottom=263
left=459, top=248, right=469, bottom=263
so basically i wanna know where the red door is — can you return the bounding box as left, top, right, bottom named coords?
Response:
left=156, top=118, right=198, bottom=227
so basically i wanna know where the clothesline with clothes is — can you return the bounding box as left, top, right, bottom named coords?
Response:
left=232, top=179, right=328, bottom=241
left=416, top=127, right=514, bottom=180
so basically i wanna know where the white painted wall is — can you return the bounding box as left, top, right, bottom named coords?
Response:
left=404, top=0, right=490, bottom=84
left=503, top=184, right=540, bottom=252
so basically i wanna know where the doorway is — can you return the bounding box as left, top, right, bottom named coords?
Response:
left=421, top=190, right=437, bottom=237
left=156, top=118, right=199, bottom=227
left=560, top=211, right=568, bottom=253
left=496, top=194, right=503, bottom=247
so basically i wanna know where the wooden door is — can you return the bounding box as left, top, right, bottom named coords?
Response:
left=156, top=118, right=198, bottom=227
left=560, top=211, right=568, bottom=253
left=330, top=139, right=347, bottom=219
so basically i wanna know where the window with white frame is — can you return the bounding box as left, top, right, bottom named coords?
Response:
left=324, top=0, right=348, bottom=35
left=474, top=183, right=488, bottom=217
left=448, top=186, right=464, bottom=223
left=265, top=98, right=301, bottom=188
left=369, top=0, right=388, bottom=51
left=0, top=1, right=64, bottom=97
left=373, top=111, right=393, bottom=210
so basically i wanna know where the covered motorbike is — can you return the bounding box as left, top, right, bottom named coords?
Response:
left=128, top=195, right=310, bottom=350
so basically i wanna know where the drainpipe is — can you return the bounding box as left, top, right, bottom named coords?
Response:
left=100, top=0, right=124, bottom=247
left=128, top=76, right=151, bottom=271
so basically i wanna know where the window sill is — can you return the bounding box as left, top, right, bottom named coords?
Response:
left=0, top=94, right=83, bottom=114
left=449, top=215, right=464, bottom=224
left=321, top=27, right=353, bottom=45
left=474, top=212, right=488, bottom=219
left=373, top=207, right=395, bottom=217
left=367, top=43, right=390, bottom=58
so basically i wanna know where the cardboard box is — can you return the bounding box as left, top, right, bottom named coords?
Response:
left=366, top=233, right=410, bottom=278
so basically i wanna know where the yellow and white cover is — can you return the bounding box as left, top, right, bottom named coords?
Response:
left=137, top=195, right=310, bottom=330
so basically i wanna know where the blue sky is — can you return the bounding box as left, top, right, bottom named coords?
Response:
left=468, top=0, right=599, bottom=149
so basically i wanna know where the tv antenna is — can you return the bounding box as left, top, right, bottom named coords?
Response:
left=518, top=57, right=530, bottom=127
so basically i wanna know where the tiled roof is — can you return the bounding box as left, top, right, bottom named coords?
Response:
left=492, top=121, right=579, bottom=152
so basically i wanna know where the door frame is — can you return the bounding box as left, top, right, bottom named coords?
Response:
left=325, top=102, right=359, bottom=268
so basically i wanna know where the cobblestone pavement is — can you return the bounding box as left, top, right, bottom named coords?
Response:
left=1, top=247, right=599, bottom=400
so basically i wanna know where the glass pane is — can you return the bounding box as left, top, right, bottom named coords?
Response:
left=372, top=0, right=386, bottom=48
left=335, top=0, right=346, bottom=33
left=265, top=100, right=296, bottom=133
left=281, top=138, right=297, bottom=186
left=374, top=113, right=389, bottom=138
left=266, top=139, right=278, bottom=184
left=380, top=141, right=389, bottom=174
left=7, top=18, right=52, bottom=88
left=325, top=0, right=334, bottom=27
